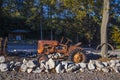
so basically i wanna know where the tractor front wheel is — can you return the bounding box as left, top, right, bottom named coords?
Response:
left=68, top=49, right=86, bottom=63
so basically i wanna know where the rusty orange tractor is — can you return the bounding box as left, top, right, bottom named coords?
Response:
left=37, top=37, right=86, bottom=63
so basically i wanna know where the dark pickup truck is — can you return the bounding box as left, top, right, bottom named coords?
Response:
left=7, top=40, right=37, bottom=57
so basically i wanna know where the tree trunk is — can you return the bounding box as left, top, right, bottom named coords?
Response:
left=0, top=0, right=3, bottom=18
left=101, top=0, right=110, bottom=57
left=40, top=4, right=43, bottom=40
left=50, top=29, right=53, bottom=40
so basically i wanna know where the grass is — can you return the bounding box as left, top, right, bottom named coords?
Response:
left=116, top=45, right=120, bottom=49
left=98, top=57, right=120, bottom=62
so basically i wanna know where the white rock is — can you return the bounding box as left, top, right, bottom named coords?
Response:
left=72, top=64, right=80, bottom=70
left=46, top=58, right=55, bottom=69
left=55, top=63, right=62, bottom=73
left=114, top=60, right=120, bottom=63
left=45, top=65, right=49, bottom=73
left=66, top=67, right=73, bottom=72
left=95, top=61, right=105, bottom=68
left=67, top=63, right=74, bottom=69
left=113, top=66, right=120, bottom=73
left=15, top=62, right=21, bottom=66
left=102, top=68, right=110, bottom=72
left=61, top=61, right=69, bottom=70
left=54, top=53, right=59, bottom=58
left=96, top=67, right=102, bottom=71
left=10, top=61, right=14, bottom=64
left=0, top=56, right=5, bottom=63
left=109, top=60, right=119, bottom=65
left=102, top=62, right=108, bottom=67
left=87, top=60, right=95, bottom=70
left=23, top=59, right=27, bottom=64
left=0, top=63, right=8, bottom=72
left=26, top=60, right=36, bottom=68
left=63, top=61, right=74, bottom=68
left=40, top=62, right=46, bottom=68
left=13, top=65, right=20, bottom=71
left=79, top=68, right=84, bottom=72
left=56, top=53, right=61, bottom=57
left=27, top=68, right=33, bottom=73
left=110, top=63, right=116, bottom=68
left=20, top=64, right=27, bottom=72
left=33, top=67, right=42, bottom=73
left=116, top=63, right=120, bottom=67
left=48, top=54, right=52, bottom=58
left=67, top=64, right=80, bottom=72
left=78, top=62, right=86, bottom=68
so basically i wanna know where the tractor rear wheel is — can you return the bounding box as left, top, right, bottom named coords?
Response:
left=68, top=49, right=86, bottom=63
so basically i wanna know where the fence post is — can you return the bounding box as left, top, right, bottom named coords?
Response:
left=0, top=37, right=3, bottom=53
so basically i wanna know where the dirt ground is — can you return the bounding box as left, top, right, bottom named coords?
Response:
left=0, top=71, right=120, bottom=80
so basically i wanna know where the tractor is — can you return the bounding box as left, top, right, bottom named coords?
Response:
left=6, top=37, right=87, bottom=63
left=37, top=37, right=87, bottom=63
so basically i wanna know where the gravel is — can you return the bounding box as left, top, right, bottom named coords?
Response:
left=0, top=71, right=120, bottom=80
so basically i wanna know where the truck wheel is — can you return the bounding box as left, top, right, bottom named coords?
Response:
left=68, top=49, right=86, bottom=63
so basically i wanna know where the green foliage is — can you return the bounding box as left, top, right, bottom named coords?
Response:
left=111, top=26, right=120, bottom=44
left=0, top=0, right=119, bottom=46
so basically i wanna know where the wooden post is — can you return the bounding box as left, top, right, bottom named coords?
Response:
left=3, top=37, right=8, bottom=53
left=0, top=37, right=3, bottom=54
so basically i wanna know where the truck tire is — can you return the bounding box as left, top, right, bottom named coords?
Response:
left=68, top=49, right=86, bottom=63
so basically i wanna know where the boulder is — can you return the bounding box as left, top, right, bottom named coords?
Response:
left=55, top=63, right=62, bottom=73
left=23, top=59, right=27, bottom=64
left=109, top=60, right=119, bottom=68
left=20, top=64, right=27, bottom=72
left=39, top=62, right=47, bottom=72
left=56, top=53, right=63, bottom=57
left=78, top=62, right=87, bottom=68
left=113, top=66, right=120, bottom=73
left=26, top=60, right=36, bottom=68
left=10, top=61, right=14, bottom=64
left=13, top=65, right=21, bottom=71
left=72, top=64, right=80, bottom=72
left=53, top=53, right=59, bottom=58
left=27, top=68, right=33, bottom=73
left=109, top=62, right=116, bottom=68
left=48, top=54, right=52, bottom=58
left=61, top=61, right=70, bottom=70
left=15, top=62, right=21, bottom=66
left=62, top=61, right=74, bottom=70
left=96, top=67, right=102, bottom=71
left=9, top=61, right=15, bottom=71
left=33, top=67, right=42, bottom=73
left=102, top=68, right=110, bottom=72
left=102, top=62, right=108, bottom=67
left=66, top=64, right=80, bottom=72
left=79, top=68, right=85, bottom=72
left=95, top=61, right=105, bottom=68
left=0, top=63, right=8, bottom=72
left=13, top=62, right=21, bottom=71
left=0, top=56, right=5, bottom=63
left=87, top=60, right=95, bottom=70
left=46, top=58, right=55, bottom=69
left=116, top=63, right=120, bottom=67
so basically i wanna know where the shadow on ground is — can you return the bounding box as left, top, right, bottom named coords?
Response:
left=86, top=53, right=101, bottom=62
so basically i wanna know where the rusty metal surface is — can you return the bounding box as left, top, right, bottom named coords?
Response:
left=37, top=37, right=84, bottom=56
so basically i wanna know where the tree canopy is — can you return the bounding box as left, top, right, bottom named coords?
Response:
left=0, top=0, right=120, bottom=47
